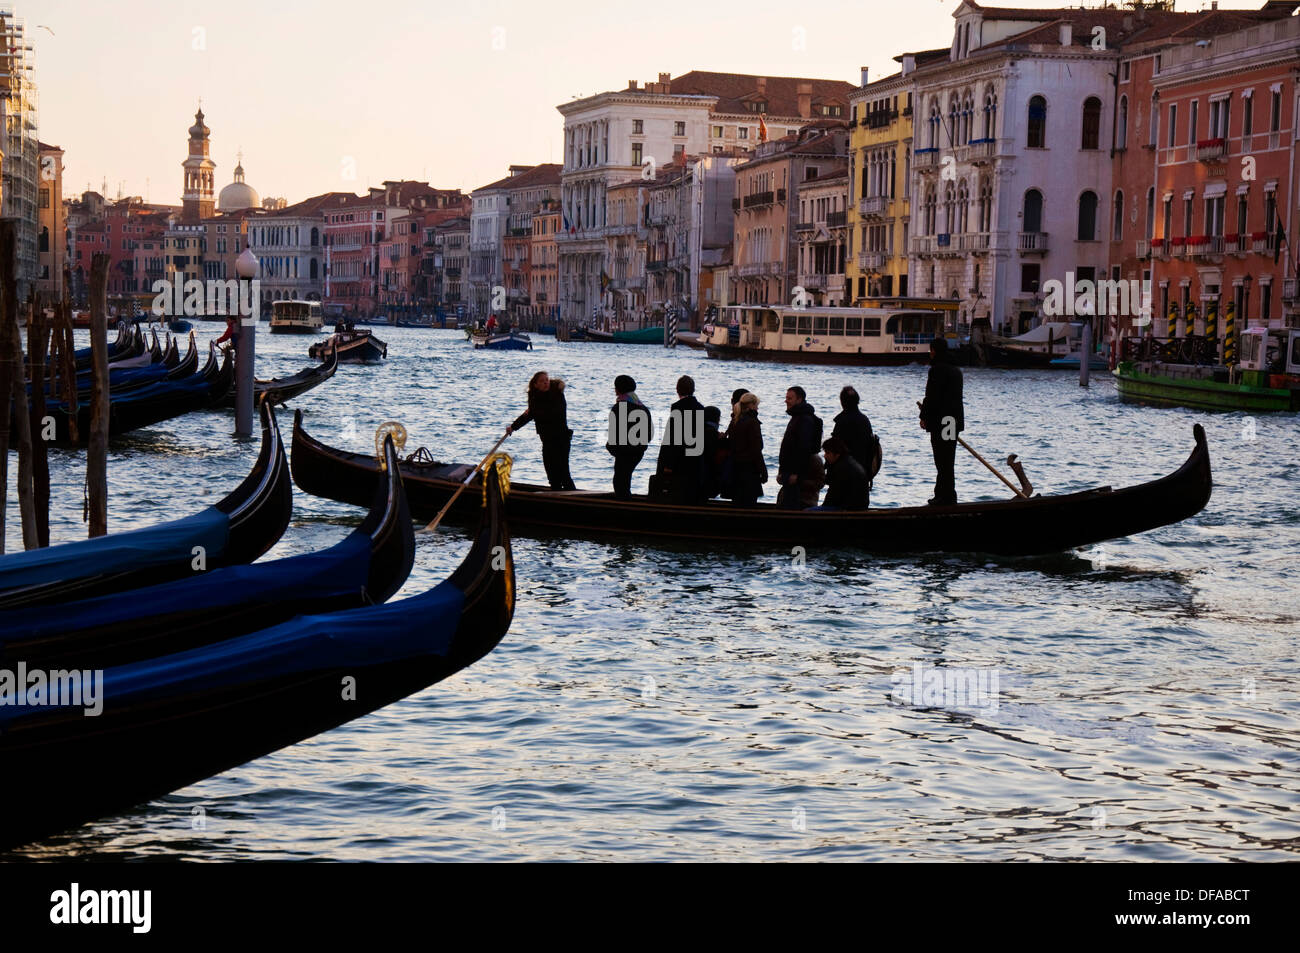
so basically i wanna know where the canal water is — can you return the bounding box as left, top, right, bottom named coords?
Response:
left=5, top=325, right=1297, bottom=861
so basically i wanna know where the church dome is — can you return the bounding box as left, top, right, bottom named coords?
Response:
left=188, top=108, right=209, bottom=138
left=218, top=159, right=260, bottom=211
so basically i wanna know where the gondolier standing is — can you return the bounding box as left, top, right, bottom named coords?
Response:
left=506, top=371, right=575, bottom=490
left=919, top=337, right=965, bottom=505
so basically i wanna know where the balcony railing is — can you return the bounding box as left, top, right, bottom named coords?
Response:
left=1195, top=138, right=1228, bottom=161
left=1251, top=232, right=1275, bottom=255
left=736, top=261, right=780, bottom=277
left=1283, top=277, right=1298, bottom=303
left=1136, top=239, right=1150, bottom=259
left=647, top=260, right=668, bottom=272
left=742, top=191, right=775, bottom=209
left=970, top=138, right=997, bottom=163
left=864, top=109, right=899, bottom=130
left=1189, top=235, right=1225, bottom=258
left=801, top=274, right=826, bottom=291
left=915, top=148, right=940, bottom=173
left=827, top=210, right=847, bottom=228
left=1169, top=237, right=1186, bottom=257
left=958, top=232, right=990, bottom=253
left=911, top=236, right=935, bottom=256
left=859, top=195, right=889, bottom=217
left=858, top=251, right=886, bottom=270
left=777, top=188, right=786, bottom=203
left=1018, top=232, right=1048, bottom=254
left=795, top=221, right=815, bottom=232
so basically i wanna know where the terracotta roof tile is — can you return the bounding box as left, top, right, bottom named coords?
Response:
left=667, top=71, right=856, bottom=118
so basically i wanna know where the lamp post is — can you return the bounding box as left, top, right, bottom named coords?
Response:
left=234, top=247, right=260, bottom=438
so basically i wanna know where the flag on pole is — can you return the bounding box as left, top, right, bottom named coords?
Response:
left=758, top=113, right=768, bottom=143
left=563, top=214, right=575, bottom=235
left=1274, top=217, right=1287, bottom=266
left=600, top=270, right=610, bottom=293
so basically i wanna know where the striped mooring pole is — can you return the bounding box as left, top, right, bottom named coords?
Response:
left=1168, top=302, right=1179, bottom=338
left=1224, top=299, right=1237, bottom=365
left=1205, top=300, right=1218, bottom=361
left=665, top=307, right=678, bottom=348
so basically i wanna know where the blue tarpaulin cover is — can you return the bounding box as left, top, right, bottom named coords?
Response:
left=0, top=531, right=372, bottom=644
left=0, top=506, right=230, bottom=593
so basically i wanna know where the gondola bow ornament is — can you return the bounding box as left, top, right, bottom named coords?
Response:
left=375, top=421, right=408, bottom=470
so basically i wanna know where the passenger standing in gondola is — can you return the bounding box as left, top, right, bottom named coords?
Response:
left=700, top=406, right=724, bottom=500
left=919, top=337, right=965, bottom=505
left=726, top=392, right=766, bottom=506
left=777, top=386, right=823, bottom=509
left=506, top=371, right=575, bottom=491
left=606, top=374, right=652, bottom=500
left=831, top=385, right=875, bottom=473
left=655, top=375, right=706, bottom=502
left=809, top=437, right=869, bottom=510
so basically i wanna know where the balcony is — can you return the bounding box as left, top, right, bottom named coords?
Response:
left=859, top=196, right=889, bottom=218
left=915, top=148, right=940, bottom=174
left=647, top=260, right=668, bottom=272
left=1017, top=232, right=1048, bottom=255
left=732, top=197, right=741, bottom=211
left=911, top=236, right=935, bottom=256
left=801, top=274, right=826, bottom=291
left=742, top=191, right=775, bottom=209
left=958, top=232, right=990, bottom=253
left=736, top=261, right=779, bottom=277
left=795, top=221, right=815, bottom=232
left=1150, top=238, right=1167, bottom=260
left=1283, top=278, right=1298, bottom=303
left=1185, top=235, right=1224, bottom=259
left=864, top=109, right=899, bottom=130
left=969, top=138, right=997, bottom=164
left=827, top=210, right=847, bottom=229
left=858, top=251, right=887, bottom=270
left=777, top=188, right=787, bottom=203
left=1135, top=239, right=1150, bottom=260
left=1169, top=237, right=1187, bottom=258
left=1251, top=232, right=1275, bottom=255
left=1195, top=138, right=1228, bottom=162
left=1223, top=233, right=1244, bottom=255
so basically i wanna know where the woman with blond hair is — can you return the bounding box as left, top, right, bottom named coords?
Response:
left=725, top=391, right=767, bottom=506
left=506, top=370, right=576, bottom=490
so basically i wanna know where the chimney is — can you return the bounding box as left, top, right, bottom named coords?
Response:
left=902, top=54, right=916, bottom=76
left=757, top=76, right=767, bottom=94
left=798, top=82, right=812, bottom=119
left=628, top=79, right=638, bottom=90
left=860, top=66, right=869, bottom=86
left=1059, top=22, right=1073, bottom=46
left=659, top=72, right=671, bottom=93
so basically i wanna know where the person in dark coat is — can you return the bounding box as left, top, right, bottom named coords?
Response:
left=507, top=370, right=575, bottom=490
left=919, top=337, right=965, bottom=505
left=700, top=406, right=723, bottom=500
left=777, top=386, right=823, bottom=509
left=831, top=385, right=875, bottom=474
left=655, top=375, right=706, bottom=503
left=726, top=392, right=766, bottom=505
left=606, top=374, right=652, bottom=499
left=810, top=437, right=869, bottom=510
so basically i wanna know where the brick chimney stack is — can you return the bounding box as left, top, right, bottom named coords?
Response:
left=797, top=82, right=812, bottom=119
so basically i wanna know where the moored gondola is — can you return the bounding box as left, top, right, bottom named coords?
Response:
left=1, top=431, right=414, bottom=670
left=0, top=401, right=292, bottom=610
left=292, top=412, right=1212, bottom=556
left=0, top=464, right=511, bottom=850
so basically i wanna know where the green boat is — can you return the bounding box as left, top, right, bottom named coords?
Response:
left=613, top=326, right=666, bottom=344
left=1115, top=328, right=1300, bottom=413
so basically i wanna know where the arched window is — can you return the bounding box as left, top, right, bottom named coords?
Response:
left=1078, top=191, right=1099, bottom=240
left=1027, top=96, right=1047, bottom=148
left=962, top=91, right=974, bottom=145
left=924, top=185, right=938, bottom=235
left=957, top=180, right=970, bottom=233
left=978, top=177, right=993, bottom=232
left=1082, top=97, right=1103, bottom=150
left=1024, top=189, right=1044, bottom=234
left=948, top=96, right=960, bottom=147
left=929, top=101, right=941, bottom=149
left=943, top=182, right=956, bottom=234
left=311, top=227, right=319, bottom=246
left=1117, top=96, right=1129, bottom=149
left=310, top=258, right=319, bottom=280
left=983, top=88, right=998, bottom=139
left=1113, top=190, right=1124, bottom=241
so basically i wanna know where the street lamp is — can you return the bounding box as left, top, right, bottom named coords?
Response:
left=234, top=247, right=260, bottom=438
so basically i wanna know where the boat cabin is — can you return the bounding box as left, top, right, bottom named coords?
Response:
left=270, top=300, right=324, bottom=332
left=1239, top=328, right=1300, bottom=376
left=707, top=305, right=947, bottom=357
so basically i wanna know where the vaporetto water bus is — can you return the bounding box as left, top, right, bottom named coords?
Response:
left=269, top=299, right=325, bottom=334
left=702, top=304, right=960, bottom=366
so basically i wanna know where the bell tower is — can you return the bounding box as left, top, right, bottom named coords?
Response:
left=182, top=103, right=216, bottom=222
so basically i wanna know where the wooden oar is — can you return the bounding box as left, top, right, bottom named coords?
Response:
left=918, top=401, right=1029, bottom=499
left=418, top=432, right=510, bottom=534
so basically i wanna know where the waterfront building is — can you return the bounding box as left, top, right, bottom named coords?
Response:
left=431, top=216, right=470, bottom=313
left=1, top=9, right=40, bottom=295
left=846, top=52, right=948, bottom=305
left=1121, top=9, right=1300, bottom=346
left=37, top=141, right=64, bottom=300
left=529, top=201, right=561, bottom=323
left=248, top=193, right=351, bottom=306
left=469, top=165, right=535, bottom=317
left=731, top=122, right=849, bottom=307
left=603, top=178, right=648, bottom=324
left=181, top=107, right=216, bottom=223
left=556, top=70, right=855, bottom=323
left=502, top=163, right=561, bottom=323
left=217, top=155, right=260, bottom=213
left=795, top=163, right=850, bottom=307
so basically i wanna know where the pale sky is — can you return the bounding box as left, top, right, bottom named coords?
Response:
left=29, top=0, right=1255, bottom=206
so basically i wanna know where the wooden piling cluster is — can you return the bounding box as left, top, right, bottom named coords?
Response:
left=0, top=222, right=111, bottom=552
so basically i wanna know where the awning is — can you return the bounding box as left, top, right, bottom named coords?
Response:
left=1204, top=182, right=1227, bottom=198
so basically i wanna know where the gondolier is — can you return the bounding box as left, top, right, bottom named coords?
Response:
left=919, top=337, right=964, bottom=505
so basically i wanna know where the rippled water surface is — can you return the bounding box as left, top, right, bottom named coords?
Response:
left=5, top=325, right=1298, bottom=861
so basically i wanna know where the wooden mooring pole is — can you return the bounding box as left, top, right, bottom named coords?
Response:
left=27, top=287, right=50, bottom=547
left=87, top=253, right=111, bottom=537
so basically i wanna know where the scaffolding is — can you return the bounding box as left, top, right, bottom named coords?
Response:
left=1, top=8, right=39, bottom=296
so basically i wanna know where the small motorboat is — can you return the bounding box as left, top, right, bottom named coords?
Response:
left=472, top=331, right=533, bottom=351
left=309, top=326, right=387, bottom=364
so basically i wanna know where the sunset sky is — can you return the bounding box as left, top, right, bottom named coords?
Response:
left=29, top=0, right=1259, bottom=205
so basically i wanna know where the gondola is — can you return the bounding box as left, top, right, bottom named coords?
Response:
left=46, top=348, right=235, bottom=445
left=218, top=342, right=338, bottom=408
left=0, top=464, right=511, bottom=850
left=38, top=332, right=199, bottom=403
left=309, top=327, right=387, bottom=363
left=0, top=401, right=292, bottom=610
left=1, top=431, right=414, bottom=671
left=72, top=323, right=134, bottom=371
left=293, top=412, right=1212, bottom=557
